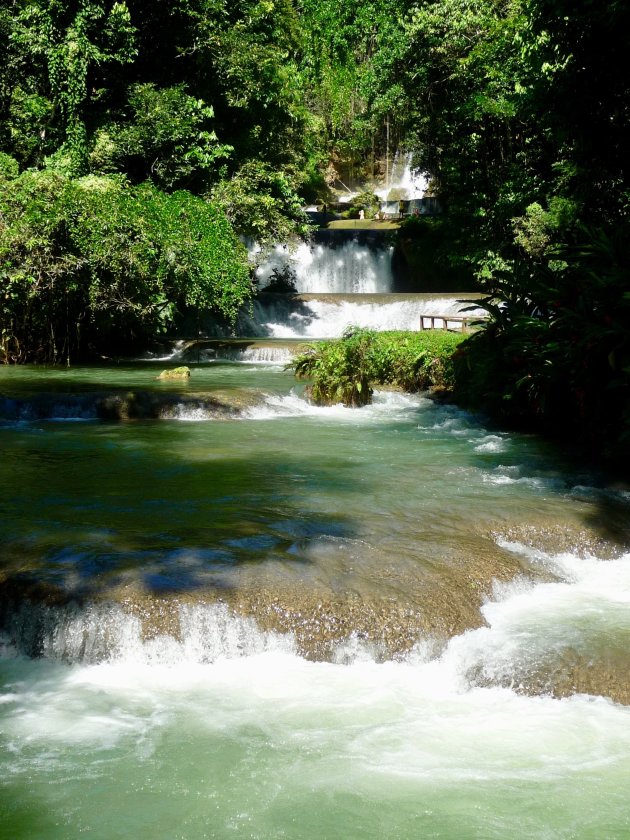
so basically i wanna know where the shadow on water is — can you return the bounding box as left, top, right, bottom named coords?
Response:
left=419, top=398, right=630, bottom=553
left=235, top=294, right=322, bottom=338
left=177, top=293, right=322, bottom=338
left=0, top=421, right=360, bottom=603
left=580, top=489, right=630, bottom=548
left=3, top=363, right=630, bottom=669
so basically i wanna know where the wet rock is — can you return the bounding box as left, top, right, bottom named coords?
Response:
left=96, top=390, right=238, bottom=420
left=0, top=388, right=266, bottom=421
left=3, top=518, right=630, bottom=705
left=158, top=366, right=191, bottom=380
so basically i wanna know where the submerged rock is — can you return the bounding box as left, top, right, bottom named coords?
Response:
left=0, top=388, right=266, bottom=421
left=2, top=514, right=628, bottom=704
left=96, top=389, right=261, bottom=420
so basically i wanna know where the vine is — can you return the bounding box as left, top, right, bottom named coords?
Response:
left=15, top=0, right=136, bottom=174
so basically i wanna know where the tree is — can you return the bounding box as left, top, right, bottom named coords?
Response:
left=398, top=0, right=533, bottom=265
left=297, top=0, right=409, bottom=183
left=397, top=0, right=630, bottom=459
left=522, top=0, right=630, bottom=223
left=10, top=0, right=136, bottom=173
left=89, top=82, right=232, bottom=190
left=0, top=168, right=251, bottom=362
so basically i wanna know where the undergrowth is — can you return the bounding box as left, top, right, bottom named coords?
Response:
left=292, top=327, right=466, bottom=406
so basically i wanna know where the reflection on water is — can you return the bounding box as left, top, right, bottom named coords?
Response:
left=1, top=361, right=630, bottom=838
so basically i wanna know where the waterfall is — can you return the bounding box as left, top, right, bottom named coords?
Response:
left=254, top=231, right=394, bottom=295
left=1, top=600, right=295, bottom=664
left=375, top=151, right=428, bottom=202
left=193, top=293, right=482, bottom=340
left=244, top=294, right=481, bottom=339
left=250, top=151, right=431, bottom=298
left=225, top=155, right=471, bottom=341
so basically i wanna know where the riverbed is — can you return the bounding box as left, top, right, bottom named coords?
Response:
left=1, top=360, right=629, bottom=838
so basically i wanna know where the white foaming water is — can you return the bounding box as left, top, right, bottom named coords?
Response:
left=255, top=240, right=395, bottom=294
left=218, top=346, right=294, bottom=364
left=497, top=539, right=630, bottom=593
left=147, top=342, right=294, bottom=365
left=481, top=466, right=568, bottom=493
left=375, top=151, right=429, bottom=201
left=440, top=542, right=630, bottom=693
left=141, top=339, right=190, bottom=362
left=165, top=404, right=223, bottom=422
left=3, top=542, right=630, bottom=837
left=256, top=295, right=480, bottom=339
left=184, top=294, right=481, bottom=339
left=4, top=359, right=630, bottom=837
left=3, top=543, right=630, bottom=738
left=3, top=601, right=296, bottom=665
left=473, top=434, right=508, bottom=454
left=5, top=635, right=629, bottom=781
left=244, top=389, right=428, bottom=421
left=6, top=540, right=628, bottom=681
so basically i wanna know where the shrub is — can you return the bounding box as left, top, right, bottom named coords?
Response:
left=294, top=327, right=374, bottom=406
left=292, top=328, right=466, bottom=406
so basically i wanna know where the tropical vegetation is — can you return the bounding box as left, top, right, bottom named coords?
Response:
left=0, top=0, right=628, bottom=458
left=293, top=328, right=464, bottom=407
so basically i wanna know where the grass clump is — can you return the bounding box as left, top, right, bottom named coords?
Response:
left=292, top=328, right=466, bottom=406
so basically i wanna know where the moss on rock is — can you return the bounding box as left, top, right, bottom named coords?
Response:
left=158, top=366, right=191, bottom=380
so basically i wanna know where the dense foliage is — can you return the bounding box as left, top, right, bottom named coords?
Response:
left=0, top=0, right=314, bottom=359
left=1, top=0, right=628, bottom=458
left=293, top=328, right=465, bottom=407
left=296, top=0, right=630, bottom=458
left=396, top=0, right=630, bottom=459
left=453, top=231, right=630, bottom=459
left=297, top=0, right=409, bottom=189
left=0, top=167, right=249, bottom=361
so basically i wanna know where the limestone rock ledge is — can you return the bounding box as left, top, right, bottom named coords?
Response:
left=0, top=388, right=265, bottom=421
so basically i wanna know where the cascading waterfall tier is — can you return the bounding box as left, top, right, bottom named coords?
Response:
left=225, top=155, right=471, bottom=341
left=375, top=150, right=429, bottom=202
left=228, top=164, right=474, bottom=339
left=197, top=292, right=484, bottom=340
left=3, top=535, right=630, bottom=703
left=254, top=230, right=395, bottom=295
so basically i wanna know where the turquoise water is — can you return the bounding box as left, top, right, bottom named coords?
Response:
left=1, top=362, right=630, bottom=839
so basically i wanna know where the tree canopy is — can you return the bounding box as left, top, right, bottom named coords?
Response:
left=0, top=0, right=313, bottom=360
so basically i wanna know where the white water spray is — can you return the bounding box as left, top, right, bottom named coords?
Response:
left=375, top=151, right=429, bottom=201
left=247, top=294, right=482, bottom=338
left=255, top=239, right=395, bottom=295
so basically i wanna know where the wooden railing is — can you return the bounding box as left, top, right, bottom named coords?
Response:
left=419, top=314, right=474, bottom=332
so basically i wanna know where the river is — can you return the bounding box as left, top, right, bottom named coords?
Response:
left=1, top=357, right=630, bottom=839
